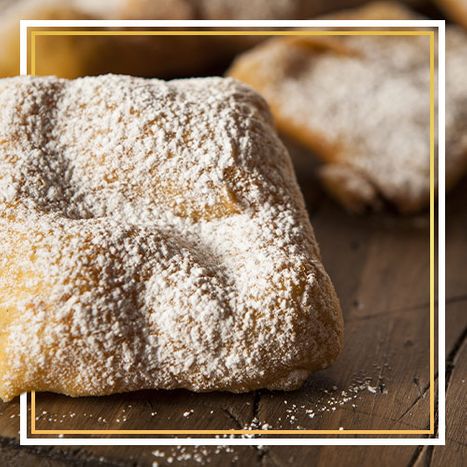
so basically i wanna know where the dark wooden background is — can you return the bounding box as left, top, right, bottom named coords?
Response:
left=0, top=138, right=465, bottom=465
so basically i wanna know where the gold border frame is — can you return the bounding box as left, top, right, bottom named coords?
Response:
left=26, top=28, right=436, bottom=438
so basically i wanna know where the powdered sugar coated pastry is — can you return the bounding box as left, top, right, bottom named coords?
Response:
left=0, top=75, right=343, bottom=402
left=229, top=6, right=467, bottom=213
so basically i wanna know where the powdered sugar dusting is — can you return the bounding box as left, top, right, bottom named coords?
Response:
left=230, top=30, right=467, bottom=212
left=230, top=34, right=432, bottom=211
left=0, top=75, right=342, bottom=401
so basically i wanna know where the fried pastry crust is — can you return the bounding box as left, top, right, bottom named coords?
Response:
left=0, top=75, right=343, bottom=401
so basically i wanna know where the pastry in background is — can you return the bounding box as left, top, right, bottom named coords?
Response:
left=230, top=34, right=431, bottom=213
left=318, top=0, right=467, bottom=204
left=318, top=0, right=420, bottom=19
left=73, top=0, right=316, bottom=20
left=437, top=0, right=467, bottom=30
left=229, top=1, right=467, bottom=213
left=0, top=0, right=101, bottom=78
left=0, top=74, right=343, bottom=401
left=70, top=0, right=195, bottom=19
left=321, top=1, right=467, bottom=207
left=0, top=0, right=224, bottom=79
left=71, top=0, right=427, bottom=55
left=69, top=0, right=361, bottom=77
left=0, top=0, right=428, bottom=80
left=0, top=0, right=351, bottom=79
left=444, top=27, right=467, bottom=193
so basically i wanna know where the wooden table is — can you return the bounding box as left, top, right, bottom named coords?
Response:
left=0, top=138, right=465, bottom=466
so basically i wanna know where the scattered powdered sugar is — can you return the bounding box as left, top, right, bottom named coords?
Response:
left=0, top=74, right=343, bottom=402
left=145, top=375, right=387, bottom=464
left=262, top=375, right=386, bottom=429
left=152, top=445, right=241, bottom=466
left=27, top=370, right=387, bottom=442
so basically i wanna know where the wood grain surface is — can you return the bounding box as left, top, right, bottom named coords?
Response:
left=1, top=140, right=465, bottom=465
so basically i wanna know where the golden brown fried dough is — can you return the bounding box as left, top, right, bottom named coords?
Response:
left=0, top=75, right=343, bottom=401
